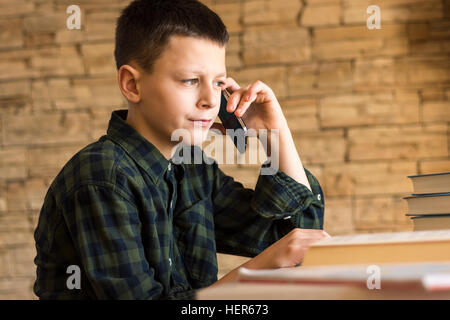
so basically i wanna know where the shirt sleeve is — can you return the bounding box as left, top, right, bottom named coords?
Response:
left=211, top=160, right=325, bottom=257
left=60, top=183, right=170, bottom=300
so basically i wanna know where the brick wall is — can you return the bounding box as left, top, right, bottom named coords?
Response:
left=0, top=0, right=448, bottom=299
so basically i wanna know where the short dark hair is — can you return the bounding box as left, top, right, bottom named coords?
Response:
left=114, top=0, right=229, bottom=73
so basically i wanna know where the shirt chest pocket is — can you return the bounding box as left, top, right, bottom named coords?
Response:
left=173, top=197, right=218, bottom=288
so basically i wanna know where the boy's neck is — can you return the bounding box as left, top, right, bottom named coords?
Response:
left=125, top=107, right=177, bottom=161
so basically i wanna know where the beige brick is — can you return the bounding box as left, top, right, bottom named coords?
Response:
left=0, top=277, right=35, bottom=298
left=301, top=4, right=341, bottom=27
left=84, top=10, right=120, bottom=42
left=407, top=23, right=430, bottom=40
left=47, top=79, right=91, bottom=111
left=429, top=20, right=450, bottom=39
left=410, top=39, right=450, bottom=54
left=419, top=160, right=450, bottom=173
left=286, top=63, right=318, bottom=96
left=0, top=248, right=11, bottom=277
left=323, top=197, right=354, bottom=236
left=353, top=58, right=395, bottom=89
left=23, top=13, right=66, bottom=34
left=422, top=101, right=450, bottom=122
left=348, top=124, right=448, bottom=161
left=0, top=194, right=6, bottom=212
left=314, top=24, right=407, bottom=41
left=287, top=61, right=353, bottom=96
left=313, top=36, right=409, bottom=60
left=420, top=88, right=447, bottom=102
left=225, top=34, right=241, bottom=68
left=243, top=0, right=302, bottom=25
left=71, top=77, right=126, bottom=109
left=0, top=228, right=34, bottom=247
left=209, top=2, right=242, bottom=33
left=91, top=108, right=118, bottom=141
left=0, top=18, right=23, bottom=49
left=30, top=46, right=85, bottom=77
left=0, top=147, right=27, bottom=181
left=230, top=66, right=287, bottom=99
left=294, top=129, right=346, bottom=164
left=322, top=161, right=416, bottom=197
left=0, top=80, right=31, bottom=99
left=55, top=0, right=126, bottom=11
left=0, top=59, right=30, bottom=81
left=0, top=212, right=31, bottom=232
left=31, top=80, right=52, bottom=111
left=355, top=56, right=450, bottom=89
left=26, top=145, right=84, bottom=174
left=55, top=29, right=86, bottom=45
left=0, top=0, right=34, bottom=17
left=354, top=196, right=410, bottom=230
left=343, top=0, right=443, bottom=24
left=313, top=38, right=383, bottom=60
left=317, top=62, right=353, bottom=92
left=243, top=27, right=311, bottom=65
left=9, top=246, right=36, bottom=277
left=3, top=112, right=91, bottom=146
left=280, top=98, right=320, bottom=133
left=6, top=179, right=48, bottom=212
left=320, top=90, right=420, bottom=127
left=309, top=0, right=341, bottom=4
left=81, top=42, right=116, bottom=76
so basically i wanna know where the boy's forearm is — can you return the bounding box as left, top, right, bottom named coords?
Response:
left=263, top=124, right=312, bottom=192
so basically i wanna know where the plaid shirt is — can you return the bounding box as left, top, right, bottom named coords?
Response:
left=33, top=110, right=325, bottom=300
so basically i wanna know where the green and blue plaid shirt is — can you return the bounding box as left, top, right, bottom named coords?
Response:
left=33, top=109, right=325, bottom=300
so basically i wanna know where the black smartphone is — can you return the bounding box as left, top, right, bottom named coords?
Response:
left=218, top=89, right=248, bottom=154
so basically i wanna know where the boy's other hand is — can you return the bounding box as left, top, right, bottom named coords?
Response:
left=244, top=228, right=331, bottom=269
left=214, top=77, right=289, bottom=133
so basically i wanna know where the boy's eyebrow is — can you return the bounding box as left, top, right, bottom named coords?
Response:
left=177, top=70, right=227, bottom=77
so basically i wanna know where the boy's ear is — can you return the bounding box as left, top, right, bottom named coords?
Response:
left=118, top=64, right=142, bottom=104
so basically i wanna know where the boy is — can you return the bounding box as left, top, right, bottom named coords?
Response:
left=34, top=0, right=329, bottom=300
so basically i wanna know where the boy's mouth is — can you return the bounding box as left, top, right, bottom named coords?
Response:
left=188, top=119, right=213, bottom=127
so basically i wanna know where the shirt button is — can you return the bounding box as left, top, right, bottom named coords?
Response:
left=168, top=258, right=172, bottom=267
left=283, top=215, right=291, bottom=220
left=168, top=162, right=172, bottom=171
left=317, top=194, right=321, bottom=201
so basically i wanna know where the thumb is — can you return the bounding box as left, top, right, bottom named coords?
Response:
left=209, top=122, right=226, bottom=135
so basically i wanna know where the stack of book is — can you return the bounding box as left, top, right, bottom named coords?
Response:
left=404, top=172, right=450, bottom=231
left=197, top=230, right=450, bottom=299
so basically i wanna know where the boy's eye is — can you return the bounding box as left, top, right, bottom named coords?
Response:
left=215, top=80, right=226, bottom=87
left=182, top=79, right=198, bottom=86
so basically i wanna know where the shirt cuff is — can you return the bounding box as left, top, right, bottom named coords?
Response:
left=250, top=160, right=324, bottom=221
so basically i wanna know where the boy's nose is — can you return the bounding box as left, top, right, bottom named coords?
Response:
left=197, top=86, right=218, bottom=109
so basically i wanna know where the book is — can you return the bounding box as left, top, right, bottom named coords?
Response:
left=407, top=172, right=450, bottom=195
left=411, top=215, right=450, bottom=231
left=403, top=193, right=450, bottom=215
left=196, top=282, right=450, bottom=300
left=236, top=261, right=450, bottom=291
left=300, top=229, right=450, bottom=267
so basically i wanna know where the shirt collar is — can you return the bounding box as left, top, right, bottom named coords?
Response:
left=106, top=110, right=185, bottom=185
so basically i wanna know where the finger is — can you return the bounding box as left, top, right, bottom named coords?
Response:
left=227, top=89, right=245, bottom=113
left=234, top=81, right=266, bottom=117
left=234, top=91, right=256, bottom=117
left=222, top=77, right=241, bottom=93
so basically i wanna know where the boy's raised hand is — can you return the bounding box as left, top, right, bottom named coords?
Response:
left=218, top=77, right=289, bottom=133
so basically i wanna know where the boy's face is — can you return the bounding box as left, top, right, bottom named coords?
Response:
left=129, top=35, right=226, bottom=151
